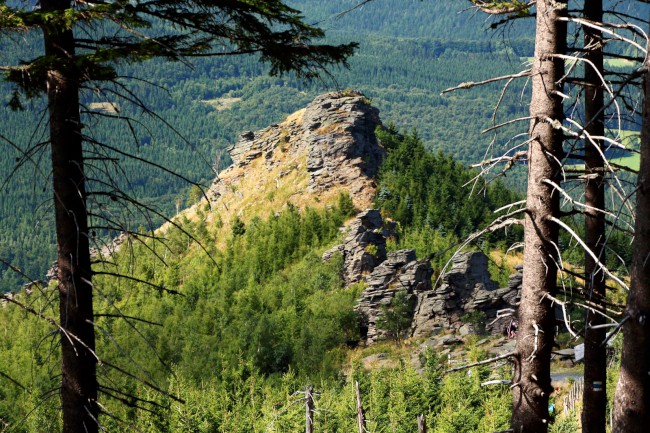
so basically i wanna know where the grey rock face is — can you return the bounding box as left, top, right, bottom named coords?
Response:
left=220, top=91, right=384, bottom=208
left=327, top=210, right=432, bottom=344
left=301, top=92, right=384, bottom=193
left=411, top=252, right=521, bottom=339
left=330, top=209, right=523, bottom=344
left=323, top=209, right=389, bottom=286
left=356, top=250, right=433, bottom=344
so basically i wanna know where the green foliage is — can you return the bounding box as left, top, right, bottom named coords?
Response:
left=187, top=185, right=203, bottom=206
left=487, top=254, right=513, bottom=288
left=549, top=412, right=580, bottom=433
left=461, top=311, right=488, bottom=336
left=231, top=215, right=246, bottom=237
left=0, top=285, right=62, bottom=430
left=421, top=349, right=445, bottom=416
left=376, top=290, right=415, bottom=342
left=375, top=126, right=522, bottom=266
left=100, top=198, right=359, bottom=380
left=0, top=192, right=363, bottom=428
left=376, top=126, right=519, bottom=238
left=433, top=366, right=510, bottom=433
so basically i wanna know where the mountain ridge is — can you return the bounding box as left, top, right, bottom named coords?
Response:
left=165, top=91, right=385, bottom=243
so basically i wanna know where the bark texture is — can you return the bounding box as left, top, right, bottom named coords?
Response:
left=581, top=2, right=607, bottom=432
left=512, top=1, right=566, bottom=431
left=612, top=50, right=650, bottom=433
left=43, top=1, right=99, bottom=432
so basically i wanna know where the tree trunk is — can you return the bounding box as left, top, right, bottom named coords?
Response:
left=512, top=1, right=566, bottom=432
left=581, top=2, right=607, bottom=432
left=612, top=44, right=650, bottom=433
left=43, top=1, right=99, bottom=432
left=355, top=381, right=366, bottom=433
left=417, top=414, right=427, bottom=433
left=305, top=386, right=314, bottom=433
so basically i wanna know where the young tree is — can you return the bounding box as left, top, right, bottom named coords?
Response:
left=377, top=289, right=415, bottom=342
left=612, top=29, right=650, bottom=433
left=0, top=2, right=355, bottom=432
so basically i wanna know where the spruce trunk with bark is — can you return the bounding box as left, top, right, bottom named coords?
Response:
left=43, top=1, right=99, bottom=432
left=612, top=47, right=650, bottom=433
left=512, top=1, right=566, bottom=431
left=581, top=1, right=607, bottom=432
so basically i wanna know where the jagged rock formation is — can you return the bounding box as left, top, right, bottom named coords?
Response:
left=324, top=210, right=431, bottom=343
left=211, top=91, right=384, bottom=211
left=302, top=93, right=384, bottom=196
left=357, top=250, right=433, bottom=343
left=330, top=211, right=522, bottom=344
left=412, top=253, right=521, bottom=338
left=322, top=209, right=392, bottom=285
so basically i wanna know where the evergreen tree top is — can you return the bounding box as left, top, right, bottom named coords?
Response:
left=1, top=0, right=356, bottom=99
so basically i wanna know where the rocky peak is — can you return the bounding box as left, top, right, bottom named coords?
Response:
left=217, top=91, right=384, bottom=210
left=302, top=92, right=383, bottom=194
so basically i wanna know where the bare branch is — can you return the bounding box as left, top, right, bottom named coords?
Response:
left=445, top=352, right=515, bottom=374
left=558, top=17, right=648, bottom=54
left=543, top=293, right=579, bottom=338
left=92, top=271, right=183, bottom=296
left=482, top=116, right=535, bottom=134
left=547, top=216, right=629, bottom=290
left=441, top=69, right=531, bottom=94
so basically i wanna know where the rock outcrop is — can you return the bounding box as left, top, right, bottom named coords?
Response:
left=322, top=209, right=392, bottom=286
left=302, top=93, right=384, bottom=196
left=412, top=253, right=520, bottom=338
left=329, top=211, right=522, bottom=344
left=357, top=250, right=433, bottom=343
left=324, top=210, right=431, bottom=343
left=215, top=91, right=384, bottom=210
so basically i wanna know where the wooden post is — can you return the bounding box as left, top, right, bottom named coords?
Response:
left=305, top=385, right=314, bottom=433
left=417, top=414, right=427, bottom=433
left=355, top=381, right=366, bottom=433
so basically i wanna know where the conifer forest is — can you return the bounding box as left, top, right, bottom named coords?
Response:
left=0, top=1, right=649, bottom=432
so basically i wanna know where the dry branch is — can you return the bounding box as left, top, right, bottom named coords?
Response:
left=441, top=69, right=531, bottom=94
left=445, top=352, right=515, bottom=373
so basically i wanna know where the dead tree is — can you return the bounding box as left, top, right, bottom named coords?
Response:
left=417, top=414, right=427, bottom=433
left=512, top=1, right=567, bottom=432
left=613, top=31, right=650, bottom=433
left=305, top=385, right=314, bottom=433
left=44, top=2, right=99, bottom=430
left=581, top=2, right=607, bottom=432
left=355, top=381, right=366, bottom=433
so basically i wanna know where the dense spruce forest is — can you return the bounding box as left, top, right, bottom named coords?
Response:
left=0, top=0, right=537, bottom=292
left=1, top=1, right=648, bottom=433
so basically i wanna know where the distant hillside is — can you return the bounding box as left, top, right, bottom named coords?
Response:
left=1, top=0, right=644, bottom=291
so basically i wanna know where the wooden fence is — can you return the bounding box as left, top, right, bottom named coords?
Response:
left=563, top=377, right=584, bottom=414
